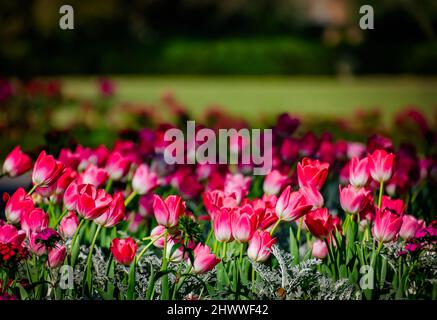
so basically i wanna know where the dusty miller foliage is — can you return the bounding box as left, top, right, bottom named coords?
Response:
left=251, top=244, right=357, bottom=300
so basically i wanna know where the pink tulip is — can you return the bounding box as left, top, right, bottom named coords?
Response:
left=349, top=157, right=370, bottom=188
left=399, top=215, right=420, bottom=240
left=58, top=148, right=80, bottom=169
left=224, top=173, right=251, bottom=204
left=58, top=211, right=79, bottom=238
left=372, top=207, right=403, bottom=243
left=297, top=158, right=330, bottom=190
left=202, top=190, right=237, bottom=219
left=105, top=152, right=131, bottom=181
left=47, top=245, right=67, bottom=268
left=63, top=181, right=81, bottom=211
left=339, top=185, right=370, bottom=214
left=138, top=193, right=155, bottom=218
left=94, top=192, right=126, bottom=228
left=2, top=146, right=32, bottom=177
left=3, top=187, right=34, bottom=224
left=368, top=150, right=395, bottom=183
left=76, top=184, right=112, bottom=220
left=247, top=230, right=277, bottom=262
left=231, top=205, right=257, bottom=243
left=55, top=167, right=77, bottom=195
left=20, top=208, right=49, bottom=235
left=262, top=170, right=289, bottom=196
left=78, top=164, right=108, bottom=188
left=132, top=164, right=159, bottom=195
left=312, top=239, right=328, bottom=259
left=32, top=151, right=65, bottom=187
left=150, top=225, right=167, bottom=248
left=380, top=196, right=405, bottom=215
left=165, top=238, right=186, bottom=263
left=28, top=232, right=47, bottom=256
left=0, top=224, right=26, bottom=245
left=152, top=194, right=185, bottom=227
left=275, top=186, right=312, bottom=221
left=300, top=185, right=324, bottom=209
left=110, top=237, right=138, bottom=265
left=213, top=208, right=233, bottom=242
left=191, top=244, right=220, bottom=274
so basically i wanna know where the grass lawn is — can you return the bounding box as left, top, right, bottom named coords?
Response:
left=63, top=76, right=437, bottom=124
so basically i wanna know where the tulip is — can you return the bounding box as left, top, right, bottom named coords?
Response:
left=20, top=208, right=49, bottom=235
left=297, top=158, right=329, bottom=190
left=191, top=244, right=220, bottom=274
left=94, top=192, right=126, bottom=228
left=262, top=170, right=289, bottom=196
left=247, top=230, right=277, bottom=262
left=305, top=208, right=334, bottom=239
left=312, top=239, right=328, bottom=259
left=380, top=196, right=405, bottom=215
left=368, top=149, right=395, bottom=183
left=32, top=151, right=65, bottom=187
left=372, top=207, right=403, bottom=243
left=2, top=146, right=32, bottom=177
left=47, top=245, right=67, bottom=268
left=78, top=164, right=108, bottom=188
left=202, top=190, right=237, bottom=219
left=28, top=232, right=47, bottom=256
left=339, top=185, right=370, bottom=214
left=349, top=157, right=369, bottom=188
left=150, top=225, right=167, bottom=248
left=105, top=152, right=131, bottom=181
left=58, top=212, right=79, bottom=238
left=3, top=187, right=34, bottom=224
left=213, top=208, right=233, bottom=242
left=63, top=181, right=80, bottom=211
left=58, top=148, right=80, bottom=170
left=399, top=215, right=420, bottom=240
left=165, top=238, right=186, bottom=263
left=132, top=164, right=159, bottom=195
left=300, top=185, right=324, bottom=209
left=0, top=224, right=26, bottom=245
left=55, top=167, right=77, bottom=195
left=231, top=205, right=257, bottom=242
left=224, top=173, right=251, bottom=204
left=110, top=237, right=138, bottom=265
left=153, top=194, right=185, bottom=228
left=138, top=193, right=154, bottom=218
left=275, top=186, right=312, bottom=222
left=76, top=185, right=112, bottom=220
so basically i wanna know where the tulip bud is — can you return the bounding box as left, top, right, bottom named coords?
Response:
left=305, top=208, right=334, bottom=239
left=213, top=208, right=233, bottom=243
left=105, top=152, right=131, bottom=181
left=32, top=151, right=65, bottom=187
left=58, top=212, right=79, bottom=238
left=3, top=187, right=34, bottom=224
left=312, top=239, right=328, bottom=259
left=152, top=194, right=185, bottom=228
left=339, top=185, right=370, bottom=214
left=372, top=207, right=403, bottom=243
left=349, top=157, right=369, bottom=188
left=262, top=170, right=289, bottom=196
left=110, top=237, right=138, bottom=265
left=132, top=164, right=159, bottom=195
left=275, top=186, right=312, bottom=222
left=247, top=230, right=276, bottom=262
left=368, top=150, right=395, bottom=183
left=2, top=146, right=32, bottom=177
left=297, top=158, right=329, bottom=190
left=47, top=245, right=67, bottom=268
left=399, top=215, right=420, bottom=240
left=191, top=244, right=220, bottom=274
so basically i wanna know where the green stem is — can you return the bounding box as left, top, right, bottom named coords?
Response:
left=54, top=208, right=69, bottom=227
left=136, top=235, right=162, bottom=262
left=28, top=184, right=37, bottom=195
left=270, top=219, right=281, bottom=236
left=377, top=181, right=384, bottom=209
left=83, top=224, right=102, bottom=294
left=160, top=229, right=169, bottom=300
left=251, top=266, right=256, bottom=293
left=105, top=178, right=113, bottom=193
left=222, top=241, right=227, bottom=261
left=296, top=217, right=303, bottom=243
left=124, top=190, right=137, bottom=207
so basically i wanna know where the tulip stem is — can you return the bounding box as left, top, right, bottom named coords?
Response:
left=136, top=235, right=163, bottom=262
left=124, top=191, right=137, bottom=207
left=28, top=184, right=37, bottom=195
left=83, top=224, right=102, bottom=295
left=105, top=178, right=113, bottom=193
left=377, top=181, right=384, bottom=209
left=160, top=229, right=169, bottom=300
left=296, top=217, right=303, bottom=243
left=251, top=266, right=256, bottom=292
left=324, top=238, right=337, bottom=279
left=222, top=242, right=227, bottom=261
left=54, top=208, right=69, bottom=227
left=270, top=219, right=281, bottom=236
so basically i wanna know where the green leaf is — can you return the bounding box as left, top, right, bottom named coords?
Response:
left=127, top=258, right=136, bottom=300
left=289, top=227, right=299, bottom=265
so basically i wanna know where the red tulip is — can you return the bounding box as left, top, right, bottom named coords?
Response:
left=312, top=239, right=328, bottom=259
left=76, top=184, right=112, bottom=220
left=55, top=167, right=78, bottom=195
left=300, top=185, right=324, bottom=209
left=78, top=164, right=108, bottom=188
left=58, top=211, right=79, bottom=238
left=20, top=208, right=49, bottom=235
left=297, top=158, right=330, bottom=190
left=213, top=208, right=233, bottom=242
left=349, top=157, right=370, bottom=188
left=202, top=190, right=237, bottom=219
left=372, top=207, right=403, bottom=243
left=368, top=150, right=395, bottom=183
left=399, top=215, right=420, bottom=240
left=94, top=192, right=126, bottom=228
left=110, top=237, right=138, bottom=265
left=380, top=196, right=405, bottom=215
left=2, top=146, right=32, bottom=177
left=275, top=186, right=312, bottom=221
left=191, top=244, right=220, bottom=274
left=263, top=170, right=289, bottom=196
left=339, top=185, right=370, bottom=214
left=105, top=152, right=131, bottom=181
left=231, top=204, right=257, bottom=242
left=63, top=181, right=80, bottom=211
left=152, top=194, right=185, bottom=227
left=3, top=187, right=34, bottom=224
left=47, top=245, right=67, bottom=268
left=247, top=230, right=276, bottom=262
left=0, top=224, right=26, bottom=246
left=32, top=151, right=65, bottom=187
left=132, top=164, right=159, bottom=195
left=305, top=208, right=334, bottom=239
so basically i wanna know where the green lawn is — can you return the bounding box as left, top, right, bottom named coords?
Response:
left=63, top=76, right=437, bottom=124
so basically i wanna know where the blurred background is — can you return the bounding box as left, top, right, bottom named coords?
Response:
left=0, top=0, right=436, bottom=157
